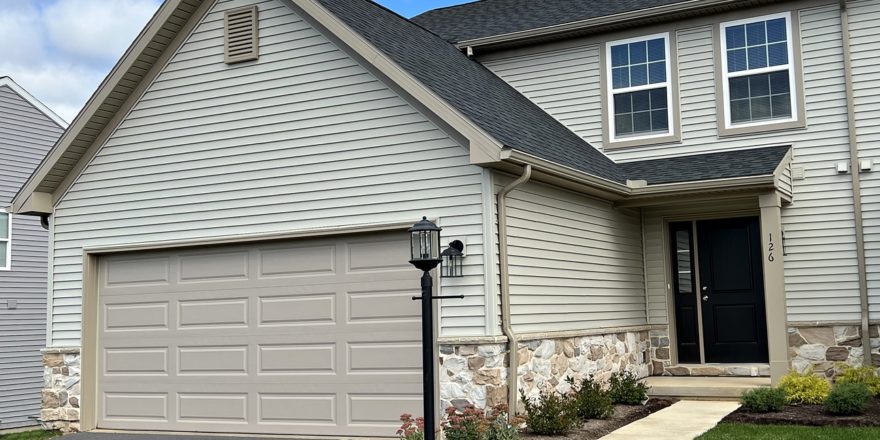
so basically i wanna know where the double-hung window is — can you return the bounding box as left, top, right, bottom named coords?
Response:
left=0, top=209, right=9, bottom=270
left=720, top=12, right=797, bottom=129
left=606, top=33, right=673, bottom=143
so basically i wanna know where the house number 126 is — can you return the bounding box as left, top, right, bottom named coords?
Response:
left=768, top=233, right=775, bottom=262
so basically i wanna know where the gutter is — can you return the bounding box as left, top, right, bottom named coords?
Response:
left=839, top=0, right=872, bottom=365
left=497, top=164, right=532, bottom=416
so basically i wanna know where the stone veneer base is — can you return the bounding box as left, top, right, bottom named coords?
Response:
left=438, top=330, right=652, bottom=410
left=789, top=324, right=880, bottom=377
left=41, top=348, right=81, bottom=433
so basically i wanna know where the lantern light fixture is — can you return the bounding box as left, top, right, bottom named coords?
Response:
left=408, top=216, right=442, bottom=272
left=440, top=240, right=465, bottom=278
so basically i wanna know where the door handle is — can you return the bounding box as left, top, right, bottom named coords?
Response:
left=702, top=286, right=708, bottom=291
left=702, top=295, right=709, bottom=301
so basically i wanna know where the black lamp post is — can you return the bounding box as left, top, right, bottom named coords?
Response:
left=408, top=217, right=462, bottom=440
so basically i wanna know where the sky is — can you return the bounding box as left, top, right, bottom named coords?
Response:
left=1, top=0, right=470, bottom=124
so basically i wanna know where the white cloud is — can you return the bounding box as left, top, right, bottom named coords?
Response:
left=0, top=0, right=161, bottom=123
left=44, top=0, right=161, bottom=64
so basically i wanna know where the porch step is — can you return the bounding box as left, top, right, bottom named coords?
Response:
left=645, top=376, right=770, bottom=400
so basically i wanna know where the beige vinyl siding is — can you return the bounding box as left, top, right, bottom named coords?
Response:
left=49, top=0, right=489, bottom=346
left=484, top=4, right=861, bottom=323
left=499, top=175, right=646, bottom=333
left=0, top=84, right=59, bottom=429
left=848, top=0, right=880, bottom=321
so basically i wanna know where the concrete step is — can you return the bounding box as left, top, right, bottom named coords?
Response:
left=645, top=376, right=771, bottom=400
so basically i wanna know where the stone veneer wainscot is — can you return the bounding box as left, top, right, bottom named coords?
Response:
left=41, top=348, right=81, bottom=433
left=438, top=330, right=652, bottom=410
left=788, top=324, right=880, bottom=376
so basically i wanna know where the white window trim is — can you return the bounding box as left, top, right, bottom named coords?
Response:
left=0, top=208, right=10, bottom=271
left=605, top=32, right=674, bottom=143
left=720, top=11, right=798, bottom=130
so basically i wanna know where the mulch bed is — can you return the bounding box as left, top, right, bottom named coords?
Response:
left=722, top=398, right=880, bottom=428
left=522, top=398, right=677, bottom=440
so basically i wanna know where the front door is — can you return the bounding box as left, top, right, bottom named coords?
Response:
left=670, top=217, right=768, bottom=363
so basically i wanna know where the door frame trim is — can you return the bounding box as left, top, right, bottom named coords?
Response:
left=79, top=220, right=435, bottom=432
left=661, top=208, right=759, bottom=366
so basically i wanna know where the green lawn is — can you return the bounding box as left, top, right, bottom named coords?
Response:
left=0, top=430, right=60, bottom=440
left=698, top=423, right=880, bottom=439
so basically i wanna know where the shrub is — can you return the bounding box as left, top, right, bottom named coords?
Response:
left=397, top=413, right=425, bottom=440
left=609, top=370, right=650, bottom=405
left=740, top=387, right=786, bottom=413
left=825, top=383, right=872, bottom=416
left=567, top=376, right=614, bottom=420
left=442, top=404, right=520, bottom=440
left=519, top=388, right=581, bottom=435
left=835, top=364, right=880, bottom=397
left=779, top=369, right=831, bottom=405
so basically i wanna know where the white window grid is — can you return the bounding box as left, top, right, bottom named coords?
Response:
left=719, top=11, right=798, bottom=129
left=605, top=32, right=674, bottom=143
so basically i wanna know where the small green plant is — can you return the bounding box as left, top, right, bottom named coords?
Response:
left=519, top=388, right=581, bottom=435
left=442, top=404, right=520, bottom=440
left=779, top=369, right=831, bottom=405
left=740, top=387, right=786, bottom=413
left=567, top=376, right=614, bottom=420
left=835, top=364, right=880, bottom=396
left=609, top=370, right=649, bottom=405
left=397, top=413, right=425, bottom=440
left=824, top=383, right=872, bottom=416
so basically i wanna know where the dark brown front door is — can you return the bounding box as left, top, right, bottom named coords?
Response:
left=671, top=217, right=769, bottom=363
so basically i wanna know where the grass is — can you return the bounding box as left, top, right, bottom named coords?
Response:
left=0, top=430, right=61, bottom=440
left=697, top=423, right=880, bottom=439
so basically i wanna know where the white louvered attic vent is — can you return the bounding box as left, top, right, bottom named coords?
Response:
left=224, top=5, right=259, bottom=64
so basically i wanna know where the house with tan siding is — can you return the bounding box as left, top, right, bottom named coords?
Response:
left=0, top=77, right=65, bottom=431
left=9, top=0, right=880, bottom=436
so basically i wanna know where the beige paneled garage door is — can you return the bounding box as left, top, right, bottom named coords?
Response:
left=96, top=231, right=423, bottom=437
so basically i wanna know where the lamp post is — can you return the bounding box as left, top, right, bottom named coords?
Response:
left=408, top=217, right=463, bottom=440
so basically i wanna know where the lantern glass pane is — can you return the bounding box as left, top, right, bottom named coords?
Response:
left=410, top=231, right=422, bottom=261
left=429, top=230, right=440, bottom=259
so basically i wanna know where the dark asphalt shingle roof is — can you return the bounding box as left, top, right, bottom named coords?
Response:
left=317, top=0, right=627, bottom=183
left=315, top=0, right=788, bottom=188
left=411, top=0, right=692, bottom=43
left=618, top=146, right=791, bottom=185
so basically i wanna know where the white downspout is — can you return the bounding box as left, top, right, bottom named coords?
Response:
left=497, top=164, right=532, bottom=416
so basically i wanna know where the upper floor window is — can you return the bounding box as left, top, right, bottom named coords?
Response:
left=720, top=12, right=797, bottom=129
left=0, top=210, right=9, bottom=270
left=606, top=33, right=673, bottom=144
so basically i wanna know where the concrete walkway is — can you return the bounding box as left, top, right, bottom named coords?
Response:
left=599, top=400, right=741, bottom=440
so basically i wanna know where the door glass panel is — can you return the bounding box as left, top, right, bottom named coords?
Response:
left=675, top=229, right=693, bottom=294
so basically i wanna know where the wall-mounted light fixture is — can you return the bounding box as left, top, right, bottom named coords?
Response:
left=440, top=240, right=465, bottom=278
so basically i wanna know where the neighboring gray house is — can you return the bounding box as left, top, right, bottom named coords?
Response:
left=0, top=77, right=65, bottom=431
left=7, top=0, right=880, bottom=437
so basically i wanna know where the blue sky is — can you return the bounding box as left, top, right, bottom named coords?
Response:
left=1, top=0, right=471, bottom=123
left=374, top=0, right=470, bottom=17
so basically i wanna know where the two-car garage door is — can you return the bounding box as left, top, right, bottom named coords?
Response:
left=96, top=231, right=423, bottom=437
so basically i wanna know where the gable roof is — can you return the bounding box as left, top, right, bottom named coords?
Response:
left=0, top=77, right=67, bottom=128
left=316, top=0, right=627, bottom=183
left=12, top=0, right=791, bottom=214
left=412, top=0, right=778, bottom=48
left=619, top=145, right=791, bottom=185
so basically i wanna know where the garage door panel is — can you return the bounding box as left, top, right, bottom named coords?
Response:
left=98, top=231, right=423, bottom=437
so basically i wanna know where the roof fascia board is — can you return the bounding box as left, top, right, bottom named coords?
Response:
left=505, top=149, right=630, bottom=197
left=287, top=0, right=506, bottom=165
left=615, top=175, right=778, bottom=207
left=17, top=192, right=53, bottom=216
left=455, top=0, right=747, bottom=49
left=11, top=0, right=193, bottom=214
left=0, top=77, right=68, bottom=128
left=51, top=0, right=215, bottom=210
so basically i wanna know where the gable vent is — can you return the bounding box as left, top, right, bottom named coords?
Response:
left=224, top=5, right=259, bottom=64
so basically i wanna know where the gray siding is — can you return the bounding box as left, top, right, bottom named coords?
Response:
left=0, top=84, right=59, bottom=429
left=50, top=0, right=490, bottom=346
left=499, top=175, right=646, bottom=333
left=483, top=3, right=862, bottom=323
left=848, top=0, right=880, bottom=320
